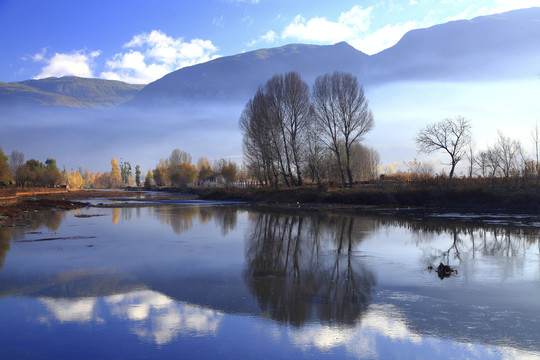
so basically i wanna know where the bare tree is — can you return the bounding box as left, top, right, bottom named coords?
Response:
left=169, top=148, right=191, bottom=167
left=282, top=72, right=310, bottom=186
left=241, top=73, right=311, bottom=188
left=312, top=73, right=346, bottom=186
left=240, top=87, right=279, bottom=187
left=350, top=144, right=380, bottom=181
left=493, top=130, right=524, bottom=177
left=533, top=121, right=539, bottom=175
left=265, top=72, right=311, bottom=186
left=414, top=116, right=471, bottom=178
left=9, top=150, right=24, bottom=177
left=465, top=139, right=476, bottom=178
left=304, top=124, right=326, bottom=186
left=312, top=72, right=374, bottom=187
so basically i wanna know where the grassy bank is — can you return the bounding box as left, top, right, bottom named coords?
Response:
left=195, top=178, right=540, bottom=213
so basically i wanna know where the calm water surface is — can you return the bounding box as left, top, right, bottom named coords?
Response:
left=0, top=202, right=539, bottom=359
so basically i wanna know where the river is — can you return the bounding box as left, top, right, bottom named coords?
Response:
left=0, top=200, right=539, bottom=359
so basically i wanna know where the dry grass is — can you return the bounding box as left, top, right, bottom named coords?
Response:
left=196, top=177, right=540, bottom=212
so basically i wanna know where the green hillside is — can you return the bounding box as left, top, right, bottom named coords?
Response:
left=0, top=76, right=145, bottom=108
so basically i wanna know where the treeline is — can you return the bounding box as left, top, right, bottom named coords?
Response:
left=240, top=71, right=379, bottom=189
left=412, top=116, right=540, bottom=179
left=473, top=130, right=539, bottom=178
left=0, top=147, right=244, bottom=190
left=0, top=148, right=97, bottom=188
left=150, top=149, right=241, bottom=188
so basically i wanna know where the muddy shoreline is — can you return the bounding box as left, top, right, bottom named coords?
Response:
left=0, top=189, right=135, bottom=227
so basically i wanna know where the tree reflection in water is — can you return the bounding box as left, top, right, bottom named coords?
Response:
left=399, top=218, right=540, bottom=273
left=243, top=211, right=376, bottom=327
left=0, top=229, right=10, bottom=270
left=155, top=205, right=239, bottom=235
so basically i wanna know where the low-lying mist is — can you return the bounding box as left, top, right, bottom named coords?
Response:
left=1, top=77, right=538, bottom=176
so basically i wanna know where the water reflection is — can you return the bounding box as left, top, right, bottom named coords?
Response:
left=0, top=232, right=9, bottom=270
left=244, top=211, right=376, bottom=327
left=0, top=204, right=539, bottom=358
left=154, top=205, right=238, bottom=235
left=289, top=303, right=422, bottom=357
left=39, top=289, right=223, bottom=345
left=399, top=220, right=540, bottom=281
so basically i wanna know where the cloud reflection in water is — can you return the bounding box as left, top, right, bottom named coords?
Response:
left=39, top=289, right=223, bottom=345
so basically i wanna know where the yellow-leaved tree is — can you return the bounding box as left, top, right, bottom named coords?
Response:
left=0, top=147, right=12, bottom=185
left=68, top=169, right=84, bottom=189
left=110, top=158, right=122, bottom=188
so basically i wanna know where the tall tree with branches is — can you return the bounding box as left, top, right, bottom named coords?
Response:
left=414, top=116, right=471, bottom=178
left=312, top=72, right=374, bottom=187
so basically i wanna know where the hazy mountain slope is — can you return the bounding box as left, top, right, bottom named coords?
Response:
left=0, top=81, right=87, bottom=107
left=368, top=7, right=540, bottom=82
left=0, top=76, right=145, bottom=108
left=130, top=42, right=368, bottom=106
left=2, top=7, right=539, bottom=109
left=130, top=7, right=540, bottom=107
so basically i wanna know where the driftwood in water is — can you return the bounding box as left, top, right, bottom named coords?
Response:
left=428, top=262, right=457, bottom=279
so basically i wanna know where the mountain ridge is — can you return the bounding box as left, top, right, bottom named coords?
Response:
left=1, top=7, right=539, bottom=108
left=0, top=76, right=145, bottom=108
left=130, top=6, right=540, bottom=106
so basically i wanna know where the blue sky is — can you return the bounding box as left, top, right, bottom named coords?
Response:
left=2, top=0, right=539, bottom=84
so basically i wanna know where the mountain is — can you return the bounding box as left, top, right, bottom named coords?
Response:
left=130, top=7, right=540, bottom=107
left=2, top=7, right=539, bottom=109
left=368, top=7, right=540, bottom=82
left=130, top=41, right=368, bottom=106
left=0, top=76, right=145, bottom=108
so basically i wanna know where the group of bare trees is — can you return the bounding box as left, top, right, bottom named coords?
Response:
left=475, top=130, right=535, bottom=177
left=240, top=71, right=377, bottom=188
left=415, top=116, right=539, bottom=178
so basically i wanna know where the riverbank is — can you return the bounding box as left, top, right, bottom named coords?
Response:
left=194, top=181, right=540, bottom=213
left=2, top=181, right=539, bottom=227
left=0, top=189, right=135, bottom=226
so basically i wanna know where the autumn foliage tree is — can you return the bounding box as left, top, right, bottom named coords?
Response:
left=67, top=169, right=84, bottom=189
left=144, top=170, right=153, bottom=189
left=110, top=158, right=122, bottom=187
left=152, top=149, right=197, bottom=188
left=197, top=157, right=214, bottom=182
left=0, top=147, right=11, bottom=185
left=215, top=159, right=238, bottom=186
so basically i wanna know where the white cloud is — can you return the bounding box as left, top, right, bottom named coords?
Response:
left=349, top=21, right=420, bottom=55
left=101, top=30, right=220, bottom=84
left=40, top=297, right=97, bottom=322
left=31, top=48, right=47, bottom=62
left=106, top=290, right=223, bottom=345
left=33, top=50, right=101, bottom=79
left=282, top=15, right=354, bottom=43
left=338, top=5, right=372, bottom=32
left=248, top=30, right=278, bottom=46
left=282, top=6, right=373, bottom=44
left=492, top=0, right=540, bottom=13
left=279, top=5, right=422, bottom=55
